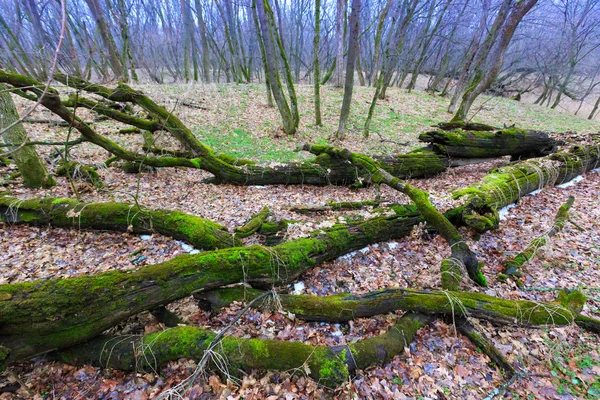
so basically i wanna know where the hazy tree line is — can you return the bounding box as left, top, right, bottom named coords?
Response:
left=1, top=0, right=599, bottom=124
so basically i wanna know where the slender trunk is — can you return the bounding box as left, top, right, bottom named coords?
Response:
left=314, top=0, right=323, bottom=125
left=589, top=94, right=600, bottom=120
left=335, top=0, right=361, bottom=140
left=254, top=0, right=296, bottom=134
left=0, top=84, right=54, bottom=188
left=194, top=0, right=211, bottom=83
left=334, top=0, right=346, bottom=87
left=85, top=0, right=124, bottom=79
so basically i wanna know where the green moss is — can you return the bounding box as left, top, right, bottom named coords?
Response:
left=317, top=348, right=349, bottom=386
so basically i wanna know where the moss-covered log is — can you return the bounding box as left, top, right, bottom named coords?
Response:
left=303, top=144, right=485, bottom=286
left=56, top=161, right=104, bottom=189
left=435, top=121, right=498, bottom=131
left=0, top=206, right=422, bottom=368
left=419, top=128, right=557, bottom=159
left=504, top=196, right=574, bottom=277
left=195, top=286, right=584, bottom=327
left=454, top=144, right=600, bottom=232
left=51, top=313, right=432, bottom=388
left=455, top=318, right=515, bottom=377
left=234, top=206, right=271, bottom=238
left=0, top=196, right=238, bottom=250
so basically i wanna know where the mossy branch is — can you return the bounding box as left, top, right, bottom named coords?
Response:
left=50, top=313, right=431, bottom=388
left=504, top=196, right=575, bottom=277
left=301, top=143, right=485, bottom=286
left=0, top=195, right=238, bottom=250
left=196, top=286, right=584, bottom=327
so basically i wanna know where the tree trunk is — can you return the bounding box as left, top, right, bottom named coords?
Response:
left=254, top=0, right=296, bottom=134
left=0, top=83, right=54, bottom=188
left=335, top=0, right=361, bottom=140
left=0, top=195, right=238, bottom=250
left=51, top=313, right=432, bottom=388
left=334, top=0, right=346, bottom=88
left=313, top=0, right=322, bottom=126
left=419, top=127, right=557, bottom=159
left=454, top=144, right=600, bottom=232
left=0, top=206, right=423, bottom=368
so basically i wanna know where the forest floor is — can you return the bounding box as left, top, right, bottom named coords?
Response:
left=1, top=84, right=600, bottom=399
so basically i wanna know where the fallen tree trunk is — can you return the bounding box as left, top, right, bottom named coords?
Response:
left=0, top=206, right=422, bottom=369
left=0, top=71, right=559, bottom=187
left=0, top=195, right=239, bottom=250
left=454, top=144, right=600, bottom=232
left=419, top=127, right=557, bottom=159
left=195, top=286, right=584, bottom=327
left=503, top=196, right=574, bottom=277
left=50, top=313, right=432, bottom=388
left=303, top=144, right=485, bottom=286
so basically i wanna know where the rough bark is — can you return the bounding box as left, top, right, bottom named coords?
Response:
left=195, top=286, right=584, bottom=327
left=0, top=206, right=422, bottom=368
left=419, top=127, right=557, bottom=159
left=51, top=313, right=432, bottom=388
left=454, top=144, right=599, bottom=232
left=0, top=83, right=55, bottom=188
left=0, top=195, right=239, bottom=250
left=503, top=196, right=574, bottom=277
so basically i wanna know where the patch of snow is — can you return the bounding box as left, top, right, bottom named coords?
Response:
left=557, top=175, right=584, bottom=188
left=177, top=241, right=200, bottom=254
left=331, top=331, right=343, bottom=337
left=527, top=189, right=542, bottom=196
left=251, top=185, right=268, bottom=189
left=388, top=241, right=399, bottom=250
left=140, top=235, right=152, bottom=241
left=498, top=204, right=516, bottom=221
left=292, top=281, right=306, bottom=295
left=338, top=250, right=358, bottom=261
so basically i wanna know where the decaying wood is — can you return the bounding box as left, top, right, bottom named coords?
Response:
left=503, top=196, right=575, bottom=277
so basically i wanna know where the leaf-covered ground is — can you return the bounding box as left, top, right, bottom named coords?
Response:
left=1, top=84, right=600, bottom=399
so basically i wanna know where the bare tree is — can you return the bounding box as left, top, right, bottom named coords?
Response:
left=335, top=0, right=361, bottom=140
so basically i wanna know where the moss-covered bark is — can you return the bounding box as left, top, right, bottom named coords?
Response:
left=419, top=127, right=557, bottom=159
left=195, top=286, right=584, bottom=327
left=234, top=206, right=271, bottom=238
left=0, top=83, right=55, bottom=188
left=0, top=206, right=421, bottom=368
left=51, top=313, right=431, bottom=388
left=56, top=161, right=104, bottom=189
left=0, top=196, right=238, bottom=250
left=302, top=144, right=485, bottom=286
left=454, top=145, right=599, bottom=232
left=504, top=196, right=574, bottom=276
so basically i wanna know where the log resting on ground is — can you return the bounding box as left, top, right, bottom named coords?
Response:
left=195, top=286, right=585, bottom=327
left=0, top=71, right=561, bottom=186
left=503, top=196, right=574, bottom=277
left=0, top=206, right=422, bottom=369
left=50, top=313, right=432, bottom=388
left=453, top=144, right=600, bottom=232
left=302, top=144, right=485, bottom=286
left=0, top=195, right=238, bottom=250
left=419, top=128, right=557, bottom=159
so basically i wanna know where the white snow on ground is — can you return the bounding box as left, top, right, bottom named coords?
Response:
left=498, top=204, right=517, bottom=221
left=292, top=281, right=306, bottom=295
left=557, top=175, right=584, bottom=188
left=527, top=189, right=542, bottom=196
left=177, top=241, right=200, bottom=254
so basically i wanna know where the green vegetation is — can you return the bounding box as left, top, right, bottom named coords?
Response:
left=139, top=84, right=600, bottom=162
